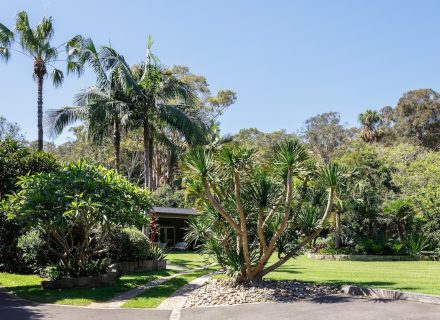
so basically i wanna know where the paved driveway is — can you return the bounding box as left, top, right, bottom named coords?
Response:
left=2, top=290, right=440, bottom=320
left=182, top=295, right=440, bottom=320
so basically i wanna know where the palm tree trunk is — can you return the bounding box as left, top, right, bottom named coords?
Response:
left=37, top=75, right=44, bottom=151
left=143, top=118, right=150, bottom=189
left=149, top=135, right=154, bottom=190
left=113, top=119, right=121, bottom=172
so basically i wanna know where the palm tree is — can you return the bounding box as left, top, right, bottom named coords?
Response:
left=46, top=39, right=132, bottom=172
left=0, top=11, right=79, bottom=150
left=129, top=37, right=207, bottom=189
left=359, top=109, right=380, bottom=143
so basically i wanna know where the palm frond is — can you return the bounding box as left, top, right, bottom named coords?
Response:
left=45, top=106, right=89, bottom=137
left=157, top=104, right=207, bottom=145
left=34, top=16, right=54, bottom=42
left=0, top=23, right=14, bottom=48
left=50, top=68, right=64, bottom=87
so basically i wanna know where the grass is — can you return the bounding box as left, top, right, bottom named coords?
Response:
left=264, top=255, right=440, bottom=295
left=166, top=251, right=211, bottom=269
left=122, top=268, right=215, bottom=308
left=0, top=270, right=175, bottom=306
left=0, top=252, right=209, bottom=306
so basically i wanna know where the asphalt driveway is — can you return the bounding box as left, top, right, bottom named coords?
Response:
left=2, top=290, right=440, bottom=320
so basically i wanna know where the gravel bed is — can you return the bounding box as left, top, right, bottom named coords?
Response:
left=184, top=278, right=341, bottom=308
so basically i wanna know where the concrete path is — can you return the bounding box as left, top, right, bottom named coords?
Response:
left=2, top=290, right=440, bottom=320
left=89, top=264, right=215, bottom=308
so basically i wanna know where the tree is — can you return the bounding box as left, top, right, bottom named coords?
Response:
left=128, top=37, right=208, bottom=189
left=302, top=112, right=348, bottom=163
left=182, top=139, right=345, bottom=282
left=0, top=138, right=58, bottom=272
left=3, top=161, right=150, bottom=278
left=358, top=110, right=380, bottom=143
left=0, top=117, right=23, bottom=141
left=46, top=38, right=133, bottom=172
left=0, top=11, right=80, bottom=150
left=394, top=89, right=440, bottom=149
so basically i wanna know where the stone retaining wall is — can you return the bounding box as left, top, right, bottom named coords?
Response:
left=306, top=253, right=433, bottom=261
left=41, top=259, right=166, bottom=289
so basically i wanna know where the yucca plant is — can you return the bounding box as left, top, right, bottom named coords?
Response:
left=182, top=139, right=346, bottom=282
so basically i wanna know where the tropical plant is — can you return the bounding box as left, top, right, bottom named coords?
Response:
left=128, top=36, right=208, bottom=189
left=46, top=38, right=134, bottom=171
left=0, top=11, right=80, bottom=150
left=358, top=109, right=380, bottom=143
left=405, top=233, right=431, bottom=256
left=182, top=139, right=346, bottom=282
left=3, top=161, right=151, bottom=278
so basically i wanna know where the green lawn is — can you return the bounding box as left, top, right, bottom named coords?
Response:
left=0, top=252, right=208, bottom=306
left=166, top=251, right=211, bottom=270
left=0, top=270, right=174, bottom=306
left=264, top=255, right=440, bottom=295
left=122, top=268, right=215, bottom=308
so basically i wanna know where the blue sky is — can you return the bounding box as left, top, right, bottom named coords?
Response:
left=1, top=0, right=440, bottom=143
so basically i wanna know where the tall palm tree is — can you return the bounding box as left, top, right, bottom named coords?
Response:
left=46, top=38, right=133, bottom=171
left=129, top=37, right=207, bottom=189
left=0, top=11, right=79, bottom=150
left=359, top=109, right=380, bottom=143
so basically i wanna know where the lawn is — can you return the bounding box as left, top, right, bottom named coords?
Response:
left=0, top=270, right=175, bottom=305
left=166, top=251, right=211, bottom=270
left=0, top=252, right=208, bottom=306
left=264, top=255, right=440, bottom=295
left=122, top=268, right=215, bottom=308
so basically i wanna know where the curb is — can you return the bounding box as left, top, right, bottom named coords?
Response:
left=342, top=285, right=440, bottom=305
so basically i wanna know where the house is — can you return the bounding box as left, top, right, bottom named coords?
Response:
left=149, top=206, right=199, bottom=248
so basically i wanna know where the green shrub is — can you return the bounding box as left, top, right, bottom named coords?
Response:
left=146, top=243, right=166, bottom=260
left=17, top=228, right=50, bottom=274
left=107, top=227, right=150, bottom=262
left=3, top=161, right=151, bottom=278
left=405, top=233, right=431, bottom=256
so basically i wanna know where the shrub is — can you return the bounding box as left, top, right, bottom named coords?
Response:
left=405, top=233, right=431, bottom=256
left=17, top=228, right=51, bottom=274
left=3, top=161, right=151, bottom=278
left=107, top=227, right=150, bottom=263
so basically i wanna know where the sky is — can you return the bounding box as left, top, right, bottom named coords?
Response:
left=1, top=0, right=440, bottom=144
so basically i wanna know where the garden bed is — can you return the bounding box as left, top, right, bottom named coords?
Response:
left=184, top=279, right=341, bottom=307
left=306, top=253, right=433, bottom=261
left=41, top=260, right=166, bottom=289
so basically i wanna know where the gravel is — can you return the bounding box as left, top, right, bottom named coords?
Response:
left=184, top=279, right=341, bottom=308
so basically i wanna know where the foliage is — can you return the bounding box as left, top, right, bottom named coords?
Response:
left=17, top=228, right=52, bottom=274
left=0, top=138, right=59, bottom=199
left=0, top=117, right=23, bottom=141
left=151, top=185, right=186, bottom=208
left=405, top=233, right=431, bottom=256
left=358, top=109, right=380, bottom=143
left=0, top=138, right=58, bottom=273
left=107, top=227, right=150, bottom=263
left=0, top=11, right=81, bottom=150
left=182, top=139, right=346, bottom=282
left=3, top=161, right=151, bottom=278
left=302, top=112, right=349, bottom=162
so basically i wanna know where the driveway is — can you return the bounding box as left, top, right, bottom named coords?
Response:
left=2, top=290, right=440, bottom=320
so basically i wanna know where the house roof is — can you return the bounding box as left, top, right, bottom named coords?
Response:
left=152, top=206, right=199, bottom=216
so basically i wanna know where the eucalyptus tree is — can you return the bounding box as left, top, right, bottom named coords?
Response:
left=0, top=11, right=80, bottom=150
left=46, top=38, right=134, bottom=171
left=183, top=139, right=346, bottom=282
left=358, top=109, right=380, bottom=143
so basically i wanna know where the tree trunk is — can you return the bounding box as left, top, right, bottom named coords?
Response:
left=143, top=119, right=150, bottom=190
left=37, top=75, right=44, bottom=151
left=149, top=135, right=154, bottom=190
left=334, top=210, right=342, bottom=249
left=113, top=119, right=121, bottom=172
